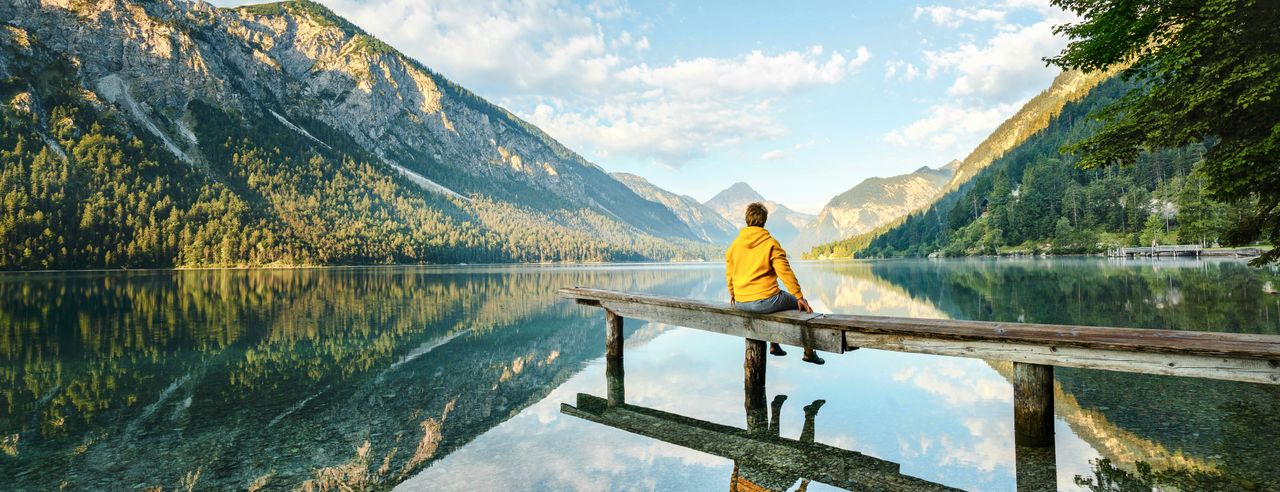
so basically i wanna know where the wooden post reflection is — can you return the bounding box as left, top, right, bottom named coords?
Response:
left=744, top=338, right=767, bottom=433
left=606, top=351, right=624, bottom=407
left=1015, top=444, right=1058, bottom=492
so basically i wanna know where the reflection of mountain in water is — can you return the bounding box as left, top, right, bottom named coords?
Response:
left=803, top=262, right=949, bottom=318
left=0, top=266, right=719, bottom=490
left=859, top=258, right=1280, bottom=489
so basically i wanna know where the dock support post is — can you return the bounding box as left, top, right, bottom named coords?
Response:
left=606, top=310, right=623, bottom=359
left=606, top=310, right=624, bottom=406
left=1013, top=362, right=1054, bottom=447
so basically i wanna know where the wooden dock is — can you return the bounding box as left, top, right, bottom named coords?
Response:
left=559, top=287, right=1280, bottom=450
left=1108, top=244, right=1202, bottom=257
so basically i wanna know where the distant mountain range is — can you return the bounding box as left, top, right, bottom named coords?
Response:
left=612, top=172, right=738, bottom=244
left=703, top=182, right=815, bottom=245
left=788, top=162, right=956, bottom=253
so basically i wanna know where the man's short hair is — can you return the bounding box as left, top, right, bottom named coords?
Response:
left=745, top=202, right=768, bottom=227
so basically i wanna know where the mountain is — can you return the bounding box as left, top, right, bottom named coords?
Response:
left=805, top=75, right=1224, bottom=260
left=0, top=0, right=717, bottom=269
left=803, top=68, right=1120, bottom=258
left=937, top=69, right=1119, bottom=197
left=611, top=173, right=738, bottom=244
left=788, top=162, right=955, bottom=253
left=703, top=182, right=815, bottom=245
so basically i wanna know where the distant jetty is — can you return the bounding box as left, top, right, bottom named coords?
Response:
left=1107, top=245, right=1262, bottom=258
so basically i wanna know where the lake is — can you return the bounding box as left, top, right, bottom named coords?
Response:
left=3, top=258, right=1279, bottom=491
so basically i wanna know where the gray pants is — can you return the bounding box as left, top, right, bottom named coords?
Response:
left=733, top=291, right=799, bottom=314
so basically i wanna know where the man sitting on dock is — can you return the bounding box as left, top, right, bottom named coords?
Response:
left=726, top=202, right=825, bottom=365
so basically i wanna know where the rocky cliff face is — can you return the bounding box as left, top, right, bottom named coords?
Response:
left=1, top=0, right=697, bottom=244
left=789, top=163, right=954, bottom=253
left=612, top=172, right=738, bottom=244
left=703, top=182, right=814, bottom=245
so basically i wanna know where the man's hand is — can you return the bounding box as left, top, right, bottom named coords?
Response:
left=797, top=298, right=814, bottom=313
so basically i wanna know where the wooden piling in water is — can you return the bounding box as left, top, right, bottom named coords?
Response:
left=1013, top=362, right=1054, bottom=447
left=605, top=310, right=624, bottom=406
left=744, top=339, right=767, bottom=391
left=606, top=310, right=623, bottom=359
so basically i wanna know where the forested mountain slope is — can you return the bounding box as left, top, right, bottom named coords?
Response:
left=0, top=0, right=713, bottom=269
left=789, top=163, right=954, bottom=253
left=809, top=77, right=1238, bottom=259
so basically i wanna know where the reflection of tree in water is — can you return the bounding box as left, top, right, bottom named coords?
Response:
left=860, top=258, right=1280, bottom=490
left=866, top=258, right=1280, bottom=334
left=0, top=266, right=716, bottom=490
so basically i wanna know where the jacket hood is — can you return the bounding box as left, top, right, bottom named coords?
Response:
left=737, top=226, right=773, bottom=248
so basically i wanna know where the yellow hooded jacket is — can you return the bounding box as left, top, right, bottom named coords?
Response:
left=725, top=226, right=804, bottom=303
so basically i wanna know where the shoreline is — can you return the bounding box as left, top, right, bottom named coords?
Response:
left=0, top=259, right=728, bottom=275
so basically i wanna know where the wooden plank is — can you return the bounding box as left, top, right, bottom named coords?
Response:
left=562, top=394, right=960, bottom=491
left=840, top=332, right=1280, bottom=384
left=560, top=287, right=1280, bottom=360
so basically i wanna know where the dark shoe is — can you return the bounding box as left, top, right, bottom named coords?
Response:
left=770, top=344, right=787, bottom=356
left=802, top=354, right=825, bottom=365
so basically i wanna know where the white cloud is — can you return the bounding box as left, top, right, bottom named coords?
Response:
left=322, top=0, right=621, bottom=95
left=761, top=149, right=785, bottom=161
left=884, top=59, right=921, bottom=82
left=315, top=0, right=869, bottom=167
left=914, top=5, right=1006, bottom=27
left=617, top=45, right=870, bottom=98
left=527, top=98, right=786, bottom=164
left=884, top=101, right=1018, bottom=153
left=922, top=20, right=1070, bottom=100
left=887, top=2, right=1077, bottom=156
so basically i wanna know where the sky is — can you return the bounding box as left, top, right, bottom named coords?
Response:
left=213, top=0, right=1079, bottom=214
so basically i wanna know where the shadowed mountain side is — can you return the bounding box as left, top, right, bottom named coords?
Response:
left=704, top=182, right=814, bottom=245
left=0, top=266, right=719, bottom=490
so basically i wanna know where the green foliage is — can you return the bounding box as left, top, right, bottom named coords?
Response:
left=1046, top=0, right=1280, bottom=264
left=807, top=77, right=1243, bottom=260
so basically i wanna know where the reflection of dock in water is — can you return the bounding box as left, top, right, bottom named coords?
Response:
left=562, top=337, right=963, bottom=492
left=562, top=393, right=959, bottom=491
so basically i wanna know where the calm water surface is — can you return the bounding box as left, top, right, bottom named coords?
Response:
left=2, top=258, right=1279, bottom=491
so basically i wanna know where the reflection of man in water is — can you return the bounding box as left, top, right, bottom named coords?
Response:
left=726, top=202, right=824, bottom=365
left=730, top=395, right=825, bottom=492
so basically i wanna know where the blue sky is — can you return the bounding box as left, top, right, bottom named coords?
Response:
left=213, top=0, right=1077, bottom=213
